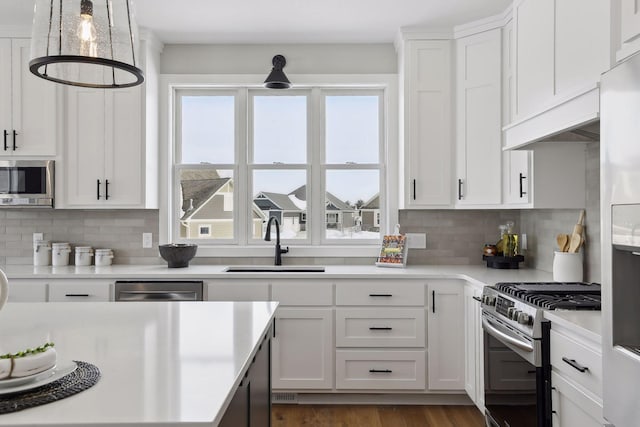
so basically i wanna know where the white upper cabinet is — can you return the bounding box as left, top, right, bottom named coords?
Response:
left=617, top=0, right=640, bottom=60
left=399, top=39, right=453, bottom=208
left=65, top=85, right=145, bottom=207
left=0, top=39, right=58, bottom=157
left=455, top=29, right=502, bottom=206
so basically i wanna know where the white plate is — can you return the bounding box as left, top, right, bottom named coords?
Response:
left=0, top=361, right=77, bottom=395
left=0, top=365, right=56, bottom=388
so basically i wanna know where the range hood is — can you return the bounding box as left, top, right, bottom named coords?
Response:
left=503, top=85, right=600, bottom=150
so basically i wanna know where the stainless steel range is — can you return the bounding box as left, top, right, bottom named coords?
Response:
left=481, top=282, right=601, bottom=427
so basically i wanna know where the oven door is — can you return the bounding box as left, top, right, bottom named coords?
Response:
left=482, top=311, right=550, bottom=427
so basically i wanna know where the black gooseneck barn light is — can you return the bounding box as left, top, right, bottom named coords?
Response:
left=264, top=55, right=291, bottom=89
left=29, top=0, right=144, bottom=89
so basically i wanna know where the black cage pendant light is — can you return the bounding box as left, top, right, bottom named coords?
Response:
left=264, top=55, right=291, bottom=89
left=29, top=0, right=144, bottom=89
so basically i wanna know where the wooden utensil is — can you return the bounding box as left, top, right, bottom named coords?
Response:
left=556, top=234, right=569, bottom=252
left=568, top=232, right=582, bottom=253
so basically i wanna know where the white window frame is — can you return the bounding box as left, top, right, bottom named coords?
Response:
left=159, top=74, right=398, bottom=258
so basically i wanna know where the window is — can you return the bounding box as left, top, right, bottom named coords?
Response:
left=171, top=86, right=386, bottom=249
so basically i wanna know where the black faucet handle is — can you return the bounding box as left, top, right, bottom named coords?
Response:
left=280, top=246, right=289, bottom=254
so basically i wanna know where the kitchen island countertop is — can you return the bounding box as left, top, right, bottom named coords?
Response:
left=0, top=301, right=278, bottom=426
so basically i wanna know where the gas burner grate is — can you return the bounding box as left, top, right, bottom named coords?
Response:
left=494, top=282, right=601, bottom=310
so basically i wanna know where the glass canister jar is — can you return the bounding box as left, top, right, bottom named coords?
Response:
left=74, top=246, right=94, bottom=266
left=33, top=240, right=52, bottom=266
left=51, top=243, right=71, bottom=266
left=95, top=249, right=114, bottom=266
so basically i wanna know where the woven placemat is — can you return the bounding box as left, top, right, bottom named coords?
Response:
left=0, top=361, right=100, bottom=415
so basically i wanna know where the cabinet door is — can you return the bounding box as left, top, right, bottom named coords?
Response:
left=104, top=87, right=143, bottom=206
left=621, top=0, right=640, bottom=46
left=272, top=307, right=333, bottom=389
left=0, top=39, right=12, bottom=151
left=48, top=281, right=112, bottom=302
left=514, top=0, right=555, bottom=118
left=11, top=39, right=57, bottom=156
left=551, top=372, right=604, bottom=427
left=7, top=280, right=47, bottom=302
left=464, top=285, right=484, bottom=410
left=455, top=29, right=502, bottom=206
left=405, top=40, right=452, bottom=207
left=66, top=87, right=106, bottom=206
left=428, top=280, right=465, bottom=390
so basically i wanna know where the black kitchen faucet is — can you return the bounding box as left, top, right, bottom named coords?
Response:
left=264, top=217, right=289, bottom=265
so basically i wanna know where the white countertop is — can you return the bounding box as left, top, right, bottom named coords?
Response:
left=1, top=264, right=554, bottom=287
left=544, top=310, right=602, bottom=343
left=0, top=301, right=278, bottom=426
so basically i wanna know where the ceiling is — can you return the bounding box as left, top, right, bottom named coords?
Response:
left=2, top=0, right=512, bottom=44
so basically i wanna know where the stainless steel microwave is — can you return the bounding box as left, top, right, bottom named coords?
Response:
left=0, top=160, right=54, bottom=207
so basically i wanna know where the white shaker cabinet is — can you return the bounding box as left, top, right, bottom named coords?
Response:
left=271, top=281, right=334, bottom=390
left=455, top=29, right=502, bottom=206
left=399, top=39, right=453, bottom=208
left=427, top=280, right=465, bottom=390
left=65, top=86, right=144, bottom=208
left=0, top=39, right=58, bottom=157
left=6, top=279, right=48, bottom=302
left=464, top=284, right=484, bottom=411
left=618, top=0, right=640, bottom=60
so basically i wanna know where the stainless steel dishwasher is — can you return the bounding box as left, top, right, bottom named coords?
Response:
left=114, top=280, right=204, bottom=302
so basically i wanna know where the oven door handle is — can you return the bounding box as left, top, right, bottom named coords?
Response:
left=482, top=316, right=534, bottom=353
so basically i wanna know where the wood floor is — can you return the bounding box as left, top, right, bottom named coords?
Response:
left=272, top=404, right=485, bottom=427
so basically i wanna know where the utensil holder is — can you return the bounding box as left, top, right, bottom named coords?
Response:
left=552, top=251, right=583, bottom=282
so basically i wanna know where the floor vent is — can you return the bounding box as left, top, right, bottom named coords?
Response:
left=272, top=392, right=298, bottom=404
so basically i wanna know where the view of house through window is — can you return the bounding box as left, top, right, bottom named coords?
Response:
left=174, top=88, right=384, bottom=245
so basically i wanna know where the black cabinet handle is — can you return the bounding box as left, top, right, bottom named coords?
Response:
left=12, top=130, right=17, bottom=151
left=472, top=296, right=482, bottom=302
left=65, top=294, right=90, bottom=297
left=562, top=357, right=589, bottom=373
left=97, top=179, right=101, bottom=200
left=273, top=318, right=276, bottom=338
left=519, top=173, right=527, bottom=198
left=412, top=179, right=416, bottom=201
left=458, top=179, right=463, bottom=200
left=432, top=290, right=436, bottom=313
left=369, top=327, right=392, bottom=331
left=369, top=293, right=392, bottom=297
left=105, top=179, right=110, bottom=200
left=369, top=369, right=392, bottom=373
left=3, top=130, right=7, bottom=151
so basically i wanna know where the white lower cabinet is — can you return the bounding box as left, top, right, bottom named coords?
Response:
left=6, top=279, right=48, bottom=302
left=464, top=284, right=484, bottom=411
left=427, top=280, right=465, bottom=390
left=551, top=372, right=603, bottom=427
left=272, top=307, right=333, bottom=390
left=48, top=280, right=112, bottom=302
left=271, top=281, right=334, bottom=390
left=336, top=350, right=426, bottom=390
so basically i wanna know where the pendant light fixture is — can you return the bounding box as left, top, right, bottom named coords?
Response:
left=264, top=55, right=291, bottom=89
left=29, top=0, right=144, bottom=89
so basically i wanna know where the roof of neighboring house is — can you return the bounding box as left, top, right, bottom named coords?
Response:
left=180, top=170, right=231, bottom=220
left=255, top=192, right=302, bottom=212
left=361, top=194, right=380, bottom=209
left=285, top=185, right=354, bottom=212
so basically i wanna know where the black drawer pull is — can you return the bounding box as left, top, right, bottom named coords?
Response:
left=369, top=327, right=392, bottom=331
left=369, top=369, right=392, bottom=373
left=3, top=130, right=7, bottom=151
left=562, top=357, right=589, bottom=373
left=369, top=293, right=392, bottom=297
left=527, top=370, right=536, bottom=374
left=472, top=296, right=482, bottom=302
left=65, top=293, right=90, bottom=297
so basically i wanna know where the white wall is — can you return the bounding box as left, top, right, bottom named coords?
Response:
left=160, top=43, right=398, bottom=74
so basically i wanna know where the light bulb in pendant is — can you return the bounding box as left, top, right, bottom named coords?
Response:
left=77, top=0, right=97, bottom=57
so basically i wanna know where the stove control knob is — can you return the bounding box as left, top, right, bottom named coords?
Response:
left=518, top=312, right=532, bottom=325
left=511, top=309, right=521, bottom=320
left=488, top=296, right=496, bottom=306
left=507, top=307, right=516, bottom=319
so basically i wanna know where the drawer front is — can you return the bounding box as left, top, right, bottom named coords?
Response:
left=207, top=281, right=269, bottom=301
left=272, top=281, right=332, bottom=306
left=336, top=281, right=425, bottom=306
left=7, top=280, right=47, bottom=302
left=551, top=371, right=603, bottom=426
left=550, top=330, right=602, bottom=397
left=336, top=350, right=426, bottom=390
left=49, top=283, right=111, bottom=302
left=336, top=308, right=425, bottom=347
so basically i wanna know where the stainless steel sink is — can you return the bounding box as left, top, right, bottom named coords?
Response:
left=224, top=266, right=325, bottom=273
